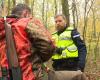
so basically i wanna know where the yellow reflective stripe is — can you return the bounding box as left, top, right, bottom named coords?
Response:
left=52, top=54, right=63, bottom=59
left=59, top=37, right=71, bottom=40
left=67, top=44, right=77, bottom=52
left=62, top=49, right=78, bottom=58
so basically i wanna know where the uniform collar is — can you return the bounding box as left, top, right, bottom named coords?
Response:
left=57, top=26, right=68, bottom=35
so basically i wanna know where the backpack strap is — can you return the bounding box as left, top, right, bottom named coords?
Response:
left=4, top=17, right=22, bottom=80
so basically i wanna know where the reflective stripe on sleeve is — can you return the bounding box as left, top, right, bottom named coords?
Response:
left=73, top=34, right=80, bottom=38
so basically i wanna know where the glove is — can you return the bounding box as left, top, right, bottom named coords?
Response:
left=55, top=47, right=63, bottom=54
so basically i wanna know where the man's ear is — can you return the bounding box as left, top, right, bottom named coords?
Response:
left=21, top=10, right=28, bottom=18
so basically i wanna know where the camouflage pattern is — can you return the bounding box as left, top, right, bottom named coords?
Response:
left=26, top=18, right=55, bottom=63
left=0, top=17, right=55, bottom=80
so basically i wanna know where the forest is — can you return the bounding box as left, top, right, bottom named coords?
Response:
left=0, top=0, right=100, bottom=80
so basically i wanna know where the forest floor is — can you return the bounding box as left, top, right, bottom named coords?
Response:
left=46, top=55, right=100, bottom=80
left=85, top=54, right=100, bottom=80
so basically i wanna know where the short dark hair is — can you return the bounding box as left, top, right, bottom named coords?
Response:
left=11, top=3, right=31, bottom=17
left=54, top=14, right=66, bottom=21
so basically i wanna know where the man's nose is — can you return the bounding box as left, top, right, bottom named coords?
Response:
left=56, top=22, right=60, bottom=25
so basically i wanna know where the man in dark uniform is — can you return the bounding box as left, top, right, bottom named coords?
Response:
left=52, top=14, right=87, bottom=72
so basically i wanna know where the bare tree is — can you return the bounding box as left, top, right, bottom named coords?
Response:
left=72, top=0, right=79, bottom=28
left=7, top=0, right=11, bottom=15
left=0, top=0, right=4, bottom=17
left=61, top=0, right=70, bottom=26
left=54, top=0, right=57, bottom=15
left=31, top=0, right=35, bottom=16
left=42, top=0, right=45, bottom=24
left=72, top=0, right=76, bottom=28
left=25, top=0, right=29, bottom=5
left=45, top=1, right=48, bottom=28
left=83, top=0, right=95, bottom=41
left=91, top=6, right=96, bottom=37
left=12, top=0, right=16, bottom=7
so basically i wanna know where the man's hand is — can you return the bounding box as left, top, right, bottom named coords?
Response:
left=55, top=47, right=63, bottom=54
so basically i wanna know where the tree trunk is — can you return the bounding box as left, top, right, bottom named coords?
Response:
left=61, top=0, right=70, bottom=26
left=31, top=0, right=35, bottom=16
left=25, top=0, right=29, bottom=5
left=72, top=0, right=76, bottom=28
left=92, top=6, right=96, bottom=37
left=12, top=0, right=16, bottom=7
left=8, top=0, right=10, bottom=15
left=42, top=0, right=45, bottom=24
left=54, top=0, right=57, bottom=15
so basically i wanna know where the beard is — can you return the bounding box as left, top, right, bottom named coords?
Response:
left=56, top=25, right=64, bottom=31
